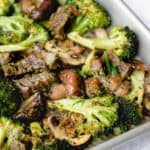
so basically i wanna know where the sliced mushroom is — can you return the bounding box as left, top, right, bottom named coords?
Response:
left=20, top=0, right=58, bottom=21
left=13, top=93, right=46, bottom=121
left=143, top=94, right=150, bottom=115
left=45, top=41, right=86, bottom=66
left=43, top=105, right=91, bottom=146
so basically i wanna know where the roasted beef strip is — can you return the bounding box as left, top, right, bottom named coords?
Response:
left=13, top=93, right=46, bottom=122
left=49, top=5, right=79, bottom=39
left=2, top=50, right=57, bottom=77
left=14, top=71, right=55, bottom=98
left=107, top=50, right=131, bottom=78
left=20, top=0, right=58, bottom=21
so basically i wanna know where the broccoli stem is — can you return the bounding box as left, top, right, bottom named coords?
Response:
left=68, top=32, right=116, bottom=50
left=103, top=52, right=111, bottom=74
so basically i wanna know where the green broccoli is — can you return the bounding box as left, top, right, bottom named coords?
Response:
left=0, top=117, right=24, bottom=149
left=118, top=98, right=141, bottom=126
left=0, top=16, right=49, bottom=52
left=30, top=122, right=45, bottom=137
left=0, top=16, right=33, bottom=45
left=125, top=70, right=145, bottom=115
left=0, top=78, right=22, bottom=117
left=49, top=95, right=118, bottom=137
left=58, top=0, right=111, bottom=35
left=68, top=26, right=138, bottom=60
left=34, top=140, right=75, bottom=150
left=80, top=51, right=96, bottom=78
left=0, top=0, right=14, bottom=16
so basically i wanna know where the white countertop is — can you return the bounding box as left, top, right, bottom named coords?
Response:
left=113, top=0, right=150, bottom=150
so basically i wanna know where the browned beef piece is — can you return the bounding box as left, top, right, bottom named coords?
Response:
left=20, top=0, right=58, bottom=21
left=13, top=93, right=46, bottom=121
left=2, top=50, right=57, bottom=77
left=128, top=59, right=150, bottom=71
left=85, top=77, right=103, bottom=98
left=49, top=5, right=79, bottom=39
left=91, top=58, right=104, bottom=75
left=48, top=83, right=67, bottom=100
left=100, top=75, right=122, bottom=92
left=145, top=72, right=150, bottom=94
left=107, top=50, right=131, bottom=78
left=0, top=53, right=11, bottom=65
left=114, top=81, right=130, bottom=97
left=14, top=71, right=55, bottom=98
left=59, top=69, right=82, bottom=97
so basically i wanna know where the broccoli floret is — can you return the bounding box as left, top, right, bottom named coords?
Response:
left=0, top=16, right=33, bottom=45
left=125, top=70, right=145, bottom=115
left=58, top=0, right=111, bottom=35
left=118, top=98, right=141, bottom=126
left=0, top=0, right=14, bottom=16
left=0, top=78, right=22, bottom=117
left=0, top=16, right=49, bottom=52
left=0, top=117, right=24, bottom=149
left=30, top=122, right=45, bottom=137
left=49, top=95, right=118, bottom=137
left=12, top=3, right=22, bottom=16
left=68, top=26, right=138, bottom=60
left=80, top=51, right=96, bottom=78
left=34, top=140, right=75, bottom=150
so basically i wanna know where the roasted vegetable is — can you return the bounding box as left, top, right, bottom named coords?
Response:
left=46, top=95, right=118, bottom=145
left=126, top=70, right=145, bottom=114
left=0, top=78, right=22, bottom=117
left=0, top=117, right=24, bottom=149
left=80, top=51, right=104, bottom=78
left=58, top=0, right=111, bottom=35
left=0, top=16, right=33, bottom=45
left=117, top=98, right=141, bottom=130
left=0, top=0, right=14, bottom=16
left=68, top=26, right=138, bottom=60
left=0, top=16, right=49, bottom=52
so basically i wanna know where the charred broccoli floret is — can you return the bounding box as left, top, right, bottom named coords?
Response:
left=58, top=0, right=111, bottom=35
left=68, top=26, right=138, bottom=60
left=118, top=98, right=141, bottom=126
left=34, top=140, right=75, bottom=150
left=0, top=16, right=49, bottom=52
left=0, top=0, right=14, bottom=16
left=48, top=95, right=118, bottom=137
left=0, top=78, right=22, bottom=117
left=0, top=117, right=24, bottom=149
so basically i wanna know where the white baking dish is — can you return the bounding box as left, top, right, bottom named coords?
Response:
left=87, top=0, right=150, bottom=149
